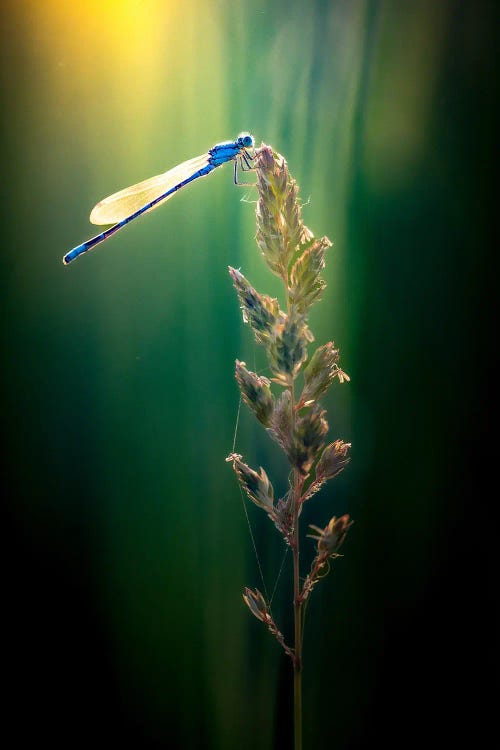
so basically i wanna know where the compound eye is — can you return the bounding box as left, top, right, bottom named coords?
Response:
left=238, top=132, right=254, bottom=148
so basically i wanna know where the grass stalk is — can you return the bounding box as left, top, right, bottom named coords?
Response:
left=228, top=142, right=352, bottom=748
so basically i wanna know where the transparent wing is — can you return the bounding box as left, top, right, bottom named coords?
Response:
left=89, top=152, right=211, bottom=225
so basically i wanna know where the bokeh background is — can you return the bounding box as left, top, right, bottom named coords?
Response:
left=1, top=1, right=495, bottom=748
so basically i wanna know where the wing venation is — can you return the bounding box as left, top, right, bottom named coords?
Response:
left=89, top=152, right=210, bottom=225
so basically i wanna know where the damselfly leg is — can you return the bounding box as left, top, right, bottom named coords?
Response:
left=234, top=153, right=256, bottom=186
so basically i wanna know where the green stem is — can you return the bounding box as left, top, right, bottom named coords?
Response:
left=293, top=461, right=303, bottom=750
left=284, top=266, right=303, bottom=750
left=289, top=354, right=303, bottom=749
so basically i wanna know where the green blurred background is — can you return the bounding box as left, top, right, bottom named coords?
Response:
left=1, top=1, right=494, bottom=748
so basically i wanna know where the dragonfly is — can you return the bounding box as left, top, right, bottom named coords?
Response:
left=62, top=132, right=255, bottom=265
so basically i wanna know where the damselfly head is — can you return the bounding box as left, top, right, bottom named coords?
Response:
left=237, top=132, right=254, bottom=149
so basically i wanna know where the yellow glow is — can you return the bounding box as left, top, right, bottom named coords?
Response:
left=26, top=0, right=228, bottom=175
